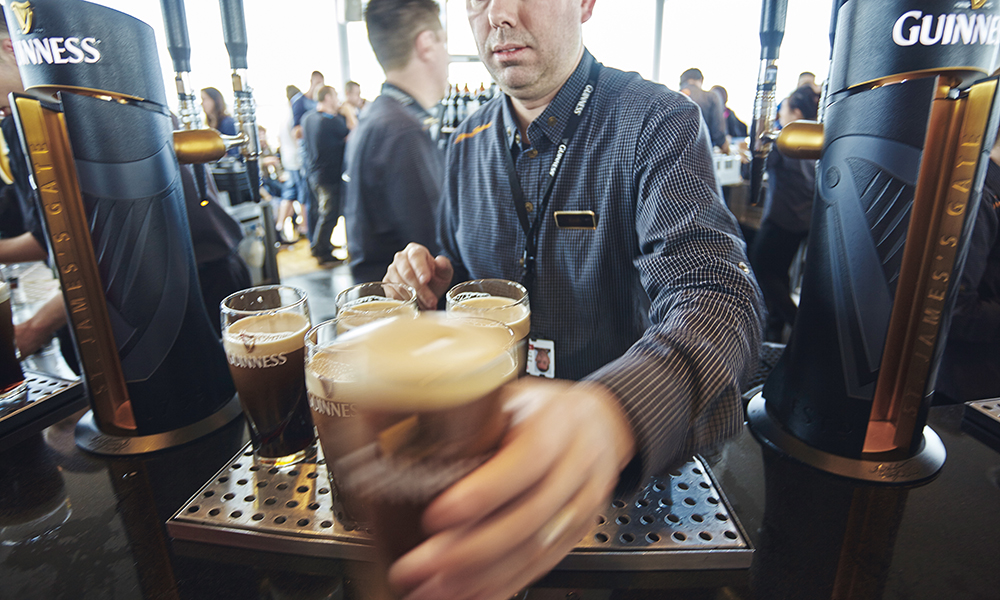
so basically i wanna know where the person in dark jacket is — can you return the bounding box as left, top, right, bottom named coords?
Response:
left=750, top=85, right=820, bottom=342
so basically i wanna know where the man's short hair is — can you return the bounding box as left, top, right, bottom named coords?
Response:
left=365, top=0, right=441, bottom=72
left=345, top=81, right=360, bottom=93
left=311, top=71, right=324, bottom=81
left=317, top=85, right=335, bottom=103
left=680, top=68, right=704, bottom=86
left=286, top=85, right=301, bottom=101
left=0, top=10, right=8, bottom=37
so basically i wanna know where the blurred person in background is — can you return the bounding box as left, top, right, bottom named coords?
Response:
left=344, top=80, right=369, bottom=118
left=291, top=71, right=325, bottom=244
left=679, top=67, right=728, bottom=153
left=750, top=85, right=820, bottom=343
left=301, top=85, right=356, bottom=265
left=277, top=85, right=308, bottom=242
left=711, top=85, right=747, bottom=140
left=201, top=86, right=237, bottom=136
left=342, top=0, right=448, bottom=283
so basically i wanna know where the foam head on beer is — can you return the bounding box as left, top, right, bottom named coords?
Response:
left=449, top=292, right=530, bottom=341
left=223, top=312, right=311, bottom=366
left=335, top=313, right=516, bottom=410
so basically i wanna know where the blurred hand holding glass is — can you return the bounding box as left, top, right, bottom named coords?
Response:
left=221, top=285, right=315, bottom=466
left=328, top=313, right=516, bottom=562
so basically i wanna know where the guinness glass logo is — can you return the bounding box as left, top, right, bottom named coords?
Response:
left=972, top=0, right=987, bottom=9
left=10, top=1, right=33, bottom=35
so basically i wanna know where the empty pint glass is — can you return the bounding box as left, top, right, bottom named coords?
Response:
left=336, top=282, right=418, bottom=331
left=446, top=279, right=530, bottom=375
left=331, top=313, right=516, bottom=562
left=222, top=286, right=315, bottom=466
left=0, top=273, right=26, bottom=406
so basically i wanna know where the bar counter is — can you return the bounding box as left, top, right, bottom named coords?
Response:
left=1, top=402, right=997, bottom=599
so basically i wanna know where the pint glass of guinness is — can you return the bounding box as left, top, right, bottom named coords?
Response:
left=0, top=275, right=27, bottom=406
left=447, top=279, right=530, bottom=375
left=331, top=313, right=516, bottom=561
left=304, top=318, right=366, bottom=523
left=335, top=282, right=418, bottom=331
left=221, top=286, right=315, bottom=466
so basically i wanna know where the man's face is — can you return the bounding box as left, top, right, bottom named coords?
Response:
left=310, top=74, right=325, bottom=90
left=467, top=0, right=594, bottom=101
left=345, top=86, right=361, bottom=107
left=322, top=88, right=340, bottom=112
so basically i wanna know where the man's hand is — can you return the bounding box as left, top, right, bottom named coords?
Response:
left=383, top=243, right=454, bottom=310
left=387, top=379, right=637, bottom=600
left=14, top=294, right=66, bottom=356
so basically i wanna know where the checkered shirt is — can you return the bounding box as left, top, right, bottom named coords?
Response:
left=439, top=50, right=765, bottom=478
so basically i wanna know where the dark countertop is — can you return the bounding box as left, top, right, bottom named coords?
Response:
left=1, top=404, right=998, bottom=600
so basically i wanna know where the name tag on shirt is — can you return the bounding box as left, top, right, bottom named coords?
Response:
left=553, top=211, right=598, bottom=230
left=527, top=338, right=555, bottom=378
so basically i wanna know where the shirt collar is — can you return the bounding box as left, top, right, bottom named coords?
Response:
left=502, top=49, right=597, bottom=150
left=381, top=82, right=437, bottom=129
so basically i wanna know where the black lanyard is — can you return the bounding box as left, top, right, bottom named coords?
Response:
left=501, top=59, right=601, bottom=295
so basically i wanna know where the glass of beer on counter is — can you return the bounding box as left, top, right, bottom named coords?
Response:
left=221, top=286, right=315, bottom=466
left=0, top=272, right=26, bottom=406
left=336, top=282, right=418, bottom=331
left=446, top=279, right=530, bottom=374
left=305, top=317, right=368, bottom=523
left=330, top=313, right=516, bottom=561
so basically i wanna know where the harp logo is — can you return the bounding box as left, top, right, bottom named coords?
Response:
left=972, top=1, right=988, bottom=10
left=10, top=1, right=32, bottom=35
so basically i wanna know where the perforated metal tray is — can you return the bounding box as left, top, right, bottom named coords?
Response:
left=0, top=370, right=85, bottom=451
left=167, top=445, right=753, bottom=571
left=964, top=398, right=1000, bottom=440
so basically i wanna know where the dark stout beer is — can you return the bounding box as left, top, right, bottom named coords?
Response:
left=224, top=311, right=315, bottom=465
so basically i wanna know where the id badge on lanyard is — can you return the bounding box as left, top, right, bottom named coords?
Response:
left=503, top=59, right=601, bottom=379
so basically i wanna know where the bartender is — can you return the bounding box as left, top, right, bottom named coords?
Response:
left=383, top=0, right=763, bottom=598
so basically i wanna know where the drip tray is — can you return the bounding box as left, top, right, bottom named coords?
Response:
left=0, top=371, right=85, bottom=451
left=167, top=445, right=753, bottom=571
left=964, top=398, right=1000, bottom=449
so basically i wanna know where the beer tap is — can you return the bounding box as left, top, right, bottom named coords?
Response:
left=748, top=0, right=787, bottom=205
left=160, top=0, right=210, bottom=201
left=219, top=0, right=261, bottom=205
left=218, top=0, right=280, bottom=284
left=747, top=0, right=1000, bottom=484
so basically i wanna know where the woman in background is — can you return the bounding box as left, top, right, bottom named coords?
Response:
left=750, top=85, right=820, bottom=342
left=201, top=87, right=237, bottom=136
